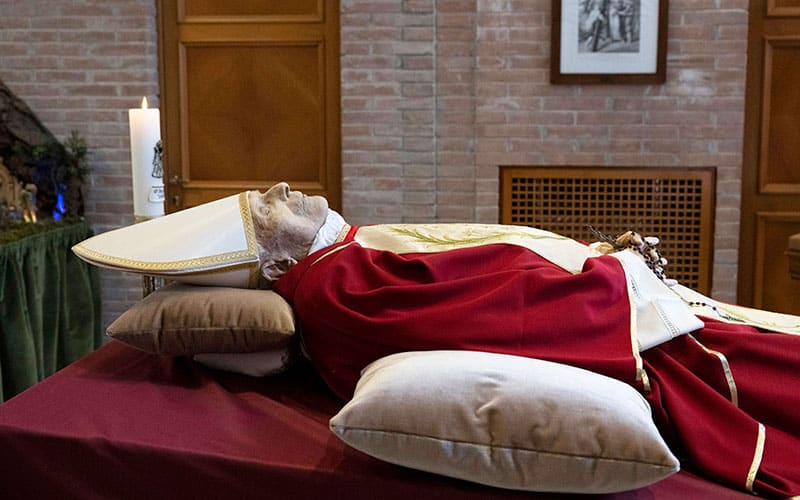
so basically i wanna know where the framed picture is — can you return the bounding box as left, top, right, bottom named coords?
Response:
left=550, top=0, right=668, bottom=84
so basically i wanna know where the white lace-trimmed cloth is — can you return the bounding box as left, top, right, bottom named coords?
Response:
left=587, top=226, right=800, bottom=336
left=588, top=226, right=674, bottom=286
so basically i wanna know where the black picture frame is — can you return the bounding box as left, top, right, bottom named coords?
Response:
left=550, top=0, right=668, bottom=84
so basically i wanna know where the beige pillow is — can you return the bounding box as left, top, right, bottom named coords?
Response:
left=106, top=283, right=295, bottom=355
left=330, top=350, right=679, bottom=494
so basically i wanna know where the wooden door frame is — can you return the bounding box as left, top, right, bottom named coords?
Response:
left=738, top=0, right=764, bottom=305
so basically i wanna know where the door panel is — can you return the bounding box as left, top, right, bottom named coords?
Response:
left=184, top=44, right=324, bottom=183
left=157, top=0, right=341, bottom=210
left=753, top=212, right=800, bottom=312
left=761, top=38, right=800, bottom=192
left=769, top=0, right=800, bottom=17
left=182, top=0, right=322, bottom=19
left=740, top=0, right=800, bottom=314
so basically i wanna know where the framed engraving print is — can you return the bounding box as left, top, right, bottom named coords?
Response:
left=550, top=0, right=668, bottom=84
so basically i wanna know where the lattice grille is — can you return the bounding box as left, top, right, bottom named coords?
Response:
left=500, top=167, right=716, bottom=293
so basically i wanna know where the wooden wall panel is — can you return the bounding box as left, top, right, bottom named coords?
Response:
left=754, top=212, right=800, bottom=314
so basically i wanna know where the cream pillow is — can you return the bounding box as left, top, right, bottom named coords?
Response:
left=330, top=350, right=679, bottom=494
left=106, top=283, right=295, bottom=355
left=193, top=347, right=297, bottom=377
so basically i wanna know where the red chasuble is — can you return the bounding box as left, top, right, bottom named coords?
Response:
left=274, top=229, right=800, bottom=498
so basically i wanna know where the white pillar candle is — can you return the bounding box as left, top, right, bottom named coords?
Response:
left=128, top=97, right=165, bottom=219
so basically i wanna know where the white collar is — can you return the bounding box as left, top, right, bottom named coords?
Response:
left=308, top=209, right=346, bottom=255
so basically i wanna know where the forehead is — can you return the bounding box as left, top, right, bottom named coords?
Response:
left=248, top=188, right=292, bottom=205
left=247, top=191, right=297, bottom=231
left=248, top=191, right=278, bottom=210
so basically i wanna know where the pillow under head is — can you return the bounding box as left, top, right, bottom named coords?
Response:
left=106, top=282, right=295, bottom=355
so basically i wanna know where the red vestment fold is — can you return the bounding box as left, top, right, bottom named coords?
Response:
left=274, top=235, right=800, bottom=498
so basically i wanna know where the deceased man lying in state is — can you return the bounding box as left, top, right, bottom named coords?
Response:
left=73, top=182, right=800, bottom=498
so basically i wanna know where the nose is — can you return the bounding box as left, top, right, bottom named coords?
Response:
left=265, top=182, right=290, bottom=201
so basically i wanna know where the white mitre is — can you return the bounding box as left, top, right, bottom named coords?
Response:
left=72, top=193, right=261, bottom=288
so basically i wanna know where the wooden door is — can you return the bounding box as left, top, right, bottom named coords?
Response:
left=157, top=0, right=341, bottom=210
left=739, top=0, right=800, bottom=314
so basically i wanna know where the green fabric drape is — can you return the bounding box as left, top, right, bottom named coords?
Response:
left=0, top=221, right=102, bottom=402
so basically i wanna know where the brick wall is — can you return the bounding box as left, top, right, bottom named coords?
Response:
left=1, top=0, right=747, bottom=326
left=340, top=0, right=748, bottom=302
left=0, top=0, right=159, bottom=328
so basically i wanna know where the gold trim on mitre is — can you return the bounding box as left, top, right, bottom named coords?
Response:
left=73, top=192, right=261, bottom=288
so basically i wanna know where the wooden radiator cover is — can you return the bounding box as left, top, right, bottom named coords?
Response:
left=500, top=166, right=716, bottom=293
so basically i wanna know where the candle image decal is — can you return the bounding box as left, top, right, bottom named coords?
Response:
left=128, top=97, right=165, bottom=220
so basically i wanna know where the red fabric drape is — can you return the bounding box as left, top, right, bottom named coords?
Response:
left=275, top=237, right=800, bottom=497
left=276, top=242, right=640, bottom=400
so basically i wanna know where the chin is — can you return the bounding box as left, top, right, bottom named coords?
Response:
left=310, top=196, right=329, bottom=216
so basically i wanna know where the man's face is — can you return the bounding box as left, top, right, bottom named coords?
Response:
left=248, top=182, right=329, bottom=264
